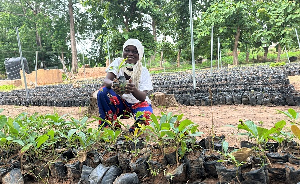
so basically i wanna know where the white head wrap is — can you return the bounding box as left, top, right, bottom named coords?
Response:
left=122, top=38, right=144, bottom=89
left=123, top=39, right=144, bottom=62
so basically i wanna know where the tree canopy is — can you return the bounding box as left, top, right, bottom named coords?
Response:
left=0, top=0, right=299, bottom=74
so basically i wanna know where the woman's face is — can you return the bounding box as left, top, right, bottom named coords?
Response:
left=123, top=45, right=139, bottom=64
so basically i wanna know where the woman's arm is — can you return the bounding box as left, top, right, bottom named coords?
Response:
left=103, top=72, right=116, bottom=88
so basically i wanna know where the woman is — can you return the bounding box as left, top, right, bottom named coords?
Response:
left=97, top=38, right=153, bottom=132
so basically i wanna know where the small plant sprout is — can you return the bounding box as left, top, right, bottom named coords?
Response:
left=238, top=119, right=286, bottom=167
left=151, top=112, right=204, bottom=165
left=218, top=141, right=247, bottom=184
left=238, top=119, right=286, bottom=147
left=278, top=108, right=300, bottom=144
left=107, top=58, right=132, bottom=74
left=277, top=108, right=299, bottom=125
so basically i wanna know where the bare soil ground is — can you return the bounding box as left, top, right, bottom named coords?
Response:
left=1, top=104, right=300, bottom=148
left=1, top=75, right=299, bottom=148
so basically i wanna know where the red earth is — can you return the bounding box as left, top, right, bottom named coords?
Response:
left=1, top=75, right=300, bottom=147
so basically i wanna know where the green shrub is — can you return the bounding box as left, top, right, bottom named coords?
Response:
left=269, top=61, right=286, bottom=67
left=0, top=84, right=16, bottom=92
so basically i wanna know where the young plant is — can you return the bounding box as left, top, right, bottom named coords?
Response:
left=278, top=108, right=300, bottom=142
left=107, top=58, right=130, bottom=74
left=218, top=141, right=247, bottom=168
left=124, top=127, right=144, bottom=156
left=65, top=116, right=101, bottom=151
left=101, top=128, right=121, bottom=151
left=107, top=58, right=133, bottom=95
left=218, top=141, right=247, bottom=184
left=143, top=112, right=176, bottom=155
left=238, top=119, right=286, bottom=147
left=164, top=114, right=203, bottom=165
left=277, top=108, right=299, bottom=125
left=238, top=119, right=286, bottom=166
left=145, top=112, right=203, bottom=165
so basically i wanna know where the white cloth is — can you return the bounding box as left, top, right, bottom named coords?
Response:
left=123, top=39, right=144, bottom=61
left=106, top=57, right=153, bottom=104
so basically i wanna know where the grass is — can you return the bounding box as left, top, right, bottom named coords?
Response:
left=0, top=84, right=16, bottom=92
left=149, top=49, right=300, bottom=74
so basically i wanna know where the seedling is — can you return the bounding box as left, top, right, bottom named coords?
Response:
left=107, top=58, right=133, bottom=95
left=238, top=119, right=286, bottom=167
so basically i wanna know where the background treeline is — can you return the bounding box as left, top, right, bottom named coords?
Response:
left=0, top=0, right=299, bottom=75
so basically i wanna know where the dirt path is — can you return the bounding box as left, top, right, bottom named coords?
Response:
left=1, top=104, right=299, bottom=148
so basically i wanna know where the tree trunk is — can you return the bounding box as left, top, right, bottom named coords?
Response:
left=233, top=27, right=241, bottom=65
left=160, top=50, right=163, bottom=68
left=148, top=57, right=151, bottom=67
left=149, top=19, right=157, bottom=67
left=69, top=0, right=78, bottom=73
left=35, top=24, right=42, bottom=49
left=276, top=43, right=281, bottom=62
left=263, top=46, right=268, bottom=61
left=246, top=50, right=250, bottom=63
left=152, top=19, right=157, bottom=41
left=160, top=36, right=166, bottom=68
left=59, top=52, right=67, bottom=73
left=59, top=51, right=70, bottom=80
left=177, top=49, right=181, bottom=67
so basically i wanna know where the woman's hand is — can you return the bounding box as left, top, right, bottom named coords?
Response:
left=112, top=78, right=123, bottom=95
left=125, top=79, right=136, bottom=94
left=124, top=79, right=146, bottom=101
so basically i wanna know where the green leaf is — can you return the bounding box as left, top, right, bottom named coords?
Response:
left=160, top=114, right=167, bottom=124
left=180, top=141, right=187, bottom=156
left=257, top=127, right=268, bottom=140
left=68, top=129, right=77, bottom=139
left=176, top=114, right=184, bottom=121
left=277, top=109, right=297, bottom=120
left=169, top=117, right=177, bottom=124
left=0, top=115, right=7, bottom=130
left=166, top=112, right=173, bottom=122
left=13, top=139, right=24, bottom=146
left=77, top=132, right=87, bottom=145
left=6, top=136, right=13, bottom=141
left=238, top=120, right=258, bottom=137
left=47, top=129, right=55, bottom=140
left=178, top=119, right=193, bottom=132
left=162, top=130, right=175, bottom=139
left=80, top=116, right=89, bottom=124
left=288, top=108, right=298, bottom=119
left=21, top=143, right=33, bottom=153
left=36, top=134, right=49, bottom=148
left=150, top=114, right=159, bottom=131
left=222, top=141, right=229, bottom=154
left=269, top=120, right=286, bottom=133
left=161, top=123, right=170, bottom=130
left=0, top=137, right=7, bottom=143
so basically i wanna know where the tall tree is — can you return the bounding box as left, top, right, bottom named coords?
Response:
left=69, top=0, right=78, bottom=73
left=264, top=0, right=300, bottom=62
left=0, top=0, right=76, bottom=72
left=83, top=0, right=155, bottom=63
left=196, top=0, right=255, bottom=65
left=164, top=0, right=193, bottom=67
left=137, top=0, right=165, bottom=66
